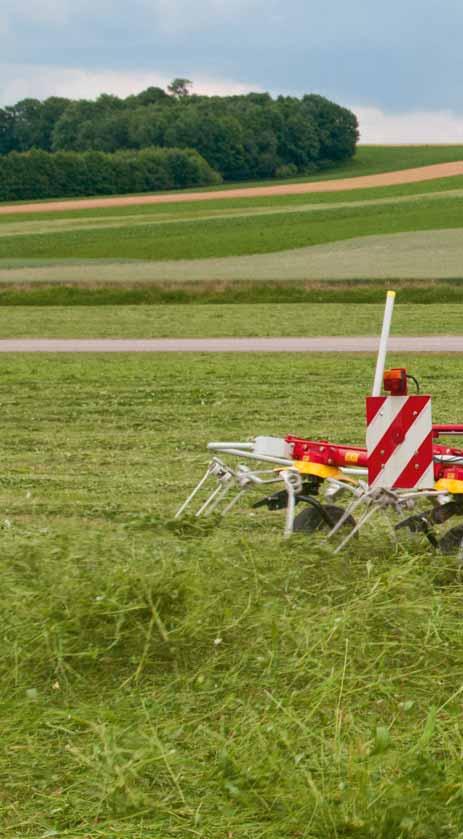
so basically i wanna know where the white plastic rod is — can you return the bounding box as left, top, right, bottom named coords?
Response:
left=372, top=290, right=396, bottom=396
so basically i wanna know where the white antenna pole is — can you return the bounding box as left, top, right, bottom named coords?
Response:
left=372, top=290, right=396, bottom=396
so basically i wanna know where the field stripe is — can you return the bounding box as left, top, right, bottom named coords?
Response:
left=3, top=188, right=463, bottom=239
left=3, top=228, right=462, bottom=284
left=1, top=161, right=463, bottom=215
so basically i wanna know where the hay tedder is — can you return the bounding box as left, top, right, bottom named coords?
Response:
left=176, top=291, right=463, bottom=554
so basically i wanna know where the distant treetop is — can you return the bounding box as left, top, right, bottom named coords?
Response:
left=167, top=78, right=193, bottom=98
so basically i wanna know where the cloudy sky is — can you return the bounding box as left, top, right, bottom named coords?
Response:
left=2, top=0, right=463, bottom=142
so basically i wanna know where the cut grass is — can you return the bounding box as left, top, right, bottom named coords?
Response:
left=2, top=351, right=463, bottom=837
left=4, top=302, right=463, bottom=338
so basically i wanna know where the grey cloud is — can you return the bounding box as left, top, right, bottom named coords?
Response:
left=1, top=0, right=463, bottom=113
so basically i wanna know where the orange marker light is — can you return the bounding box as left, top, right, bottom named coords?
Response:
left=383, top=368, right=408, bottom=396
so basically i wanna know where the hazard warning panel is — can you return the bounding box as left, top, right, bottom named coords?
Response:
left=366, top=395, right=434, bottom=490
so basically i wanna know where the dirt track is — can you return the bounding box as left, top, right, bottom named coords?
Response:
left=1, top=337, right=463, bottom=352
left=2, top=161, right=463, bottom=216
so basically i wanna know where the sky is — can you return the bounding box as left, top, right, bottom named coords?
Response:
left=2, top=0, right=463, bottom=143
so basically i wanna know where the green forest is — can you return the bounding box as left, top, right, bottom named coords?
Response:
left=0, top=81, right=359, bottom=201
left=0, top=147, right=220, bottom=202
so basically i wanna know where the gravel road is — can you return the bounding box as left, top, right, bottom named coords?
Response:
left=0, top=337, right=462, bottom=352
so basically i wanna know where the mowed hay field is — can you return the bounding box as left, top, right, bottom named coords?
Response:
left=3, top=351, right=463, bottom=838
left=4, top=147, right=463, bottom=838
left=6, top=301, right=463, bottom=338
left=3, top=146, right=463, bottom=288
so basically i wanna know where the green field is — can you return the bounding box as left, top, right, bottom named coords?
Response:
left=6, top=228, right=463, bottom=288
left=259, top=142, right=463, bottom=182
left=4, top=302, right=463, bottom=338
left=3, top=351, right=463, bottom=837
left=0, top=145, right=463, bottom=297
left=2, top=193, right=463, bottom=264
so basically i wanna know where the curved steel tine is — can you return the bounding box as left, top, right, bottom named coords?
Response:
left=325, top=489, right=374, bottom=540
left=333, top=504, right=380, bottom=554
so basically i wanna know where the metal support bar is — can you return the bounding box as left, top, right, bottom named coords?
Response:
left=208, top=442, right=254, bottom=451
left=208, top=445, right=292, bottom=466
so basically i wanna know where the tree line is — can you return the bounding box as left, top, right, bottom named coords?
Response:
left=0, top=147, right=220, bottom=202
left=0, top=82, right=359, bottom=200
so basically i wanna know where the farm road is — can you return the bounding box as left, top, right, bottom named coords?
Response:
left=1, top=161, right=463, bottom=215
left=1, top=337, right=463, bottom=352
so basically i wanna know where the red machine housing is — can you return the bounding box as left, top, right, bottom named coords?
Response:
left=286, top=436, right=368, bottom=468
left=286, top=367, right=463, bottom=484
left=286, top=433, right=463, bottom=482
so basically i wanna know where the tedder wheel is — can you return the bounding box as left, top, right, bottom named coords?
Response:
left=439, top=524, right=463, bottom=556
left=293, top=503, right=356, bottom=535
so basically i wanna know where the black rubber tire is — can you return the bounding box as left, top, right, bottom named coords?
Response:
left=293, top=503, right=356, bottom=534
left=439, top=524, right=463, bottom=555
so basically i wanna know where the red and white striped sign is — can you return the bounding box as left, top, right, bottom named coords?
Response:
left=366, top=395, right=434, bottom=489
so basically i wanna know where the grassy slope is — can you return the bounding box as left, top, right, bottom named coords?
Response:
left=2, top=194, right=463, bottom=262
left=3, top=351, right=463, bottom=837
left=2, top=173, right=463, bottom=227
left=2, top=154, right=463, bottom=270
left=299, top=143, right=463, bottom=175
left=2, top=147, right=463, bottom=303
left=3, top=184, right=463, bottom=241
left=4, top=302, right=463, bottom=338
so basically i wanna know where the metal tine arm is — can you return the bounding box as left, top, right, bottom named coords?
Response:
left=221, top=488, right=248, bottom=516
left=176, top=454, right=289, bottom=520
left=325, top=488, right=377, bottom=540
left=175, top=461, right=218, bottom=519
left=195, top=481, right=228, bottom=517
left=202, top=482, right=236, bottom=516
left=333, top=504, right=380, bottom=554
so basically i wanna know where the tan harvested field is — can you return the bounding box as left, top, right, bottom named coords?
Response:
left=1, top=161, right=463, bottom=215
left=3, top=228, right=463, bottom=284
